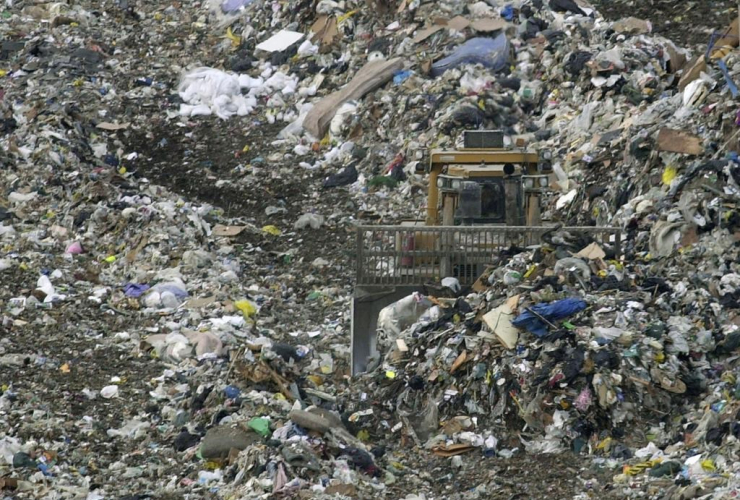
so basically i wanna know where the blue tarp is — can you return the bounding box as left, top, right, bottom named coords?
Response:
left=431, top=34, right=510, bottom=77
left=511, top=298, right=587, bottom=337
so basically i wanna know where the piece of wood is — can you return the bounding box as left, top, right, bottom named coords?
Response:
left=576, top=242, right=606, bottom=260
left=678, top=56, right=707, bottom=91
left=665, top=42, right=686, bottom=73
left=446, top=15, right=470, bottom=31
left=450, top=349, right=467, bottom=373
left=302, top=58, right=403, bottom=138
left=96, top=122, right=130, bottom=131
left=125, top=235, right=149, bottom=264
left=612, top=17, right=651, bottom=34
left=311, top=15, right=338, bottom=46
left=184, top=296, right=217, bottom=308
left=212, top=224, right=247, bottom=237
left=431, top=443, right=475, bottom=457
left=396, top=338, right=409, bottom=352
left=711, top=18, right=739, bottom=58
left=471, top=18, right=508, bottom=32
left=472, top=265, right=495, bottom=292
left=657, top=128, right=703, bottom=155
left=413, top=25, right=444, bottom=43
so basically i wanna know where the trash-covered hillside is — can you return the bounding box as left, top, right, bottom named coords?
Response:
left=2, top=0, right=740, bottom=498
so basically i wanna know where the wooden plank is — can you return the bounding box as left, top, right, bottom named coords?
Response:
left=657, top=128, right=703, bottom=155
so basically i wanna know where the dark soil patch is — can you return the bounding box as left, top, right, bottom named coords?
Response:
left=591, top=0, right=736, bottom=48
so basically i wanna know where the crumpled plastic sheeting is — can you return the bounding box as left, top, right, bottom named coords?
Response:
left=178, top=67, right=258, bottom=119
left=512, top=297, right=587, bottom=337
left=377, top=292, right=433, bottom=339
left=221, top=0, right=254, bottom=13
left=431, top=34, right=510, bottom=77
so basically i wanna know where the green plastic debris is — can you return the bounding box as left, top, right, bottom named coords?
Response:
left=648, top=461, right=681, bottom=477
left=368, top=176, right=399, bottom=189
left=248, top=417, right=270, bottom=438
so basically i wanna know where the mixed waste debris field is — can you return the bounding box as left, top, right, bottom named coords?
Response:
left=4, top=0, right=740, bottom=498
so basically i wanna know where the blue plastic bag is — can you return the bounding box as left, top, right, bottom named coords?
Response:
left=221, top=0, right=255, bottom=13
left=393, top=70, right=413, bottom=85
left=431, top=34, right=510, bottom=77
left=511, top=298, right=587, bottom=337
left=123, top=283, right=150, bottom=298
left=501, top=5, right=515, bottom=21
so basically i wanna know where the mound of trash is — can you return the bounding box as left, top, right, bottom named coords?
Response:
left=2, top=0, right=740, bottom=498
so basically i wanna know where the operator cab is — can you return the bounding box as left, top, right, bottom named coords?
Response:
left=426, top=130, right=553, bottom=227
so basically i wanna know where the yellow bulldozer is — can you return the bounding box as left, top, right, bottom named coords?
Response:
left=350, top=130, right=621, bottom=375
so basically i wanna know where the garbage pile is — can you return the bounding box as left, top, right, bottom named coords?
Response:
left=353, top=227, right=740, bottom=496
left=2, top=0, right=740, bottom=497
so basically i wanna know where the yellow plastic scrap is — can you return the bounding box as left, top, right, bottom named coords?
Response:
left=607, top=260, right=624, bottom=271
left=721, top=372, right=736, bottom=385
left=320, top=134, right=331, bottom=147
left=225, top=27, right=241, bottom=48
left=235, top=299, right=257, bottom=319
left=662, top=165, right=677, bottom=186
left=654, top=352, right=665, bottom=363
left=0, top=70, right=7, bottom=77
left=523, top=265, right=538, bottom=279
left=385, top=370, right=396, bottom=379
left=701, top=459, right=716, bottom=472
left=104, top=255, right=116, bottom=263
left=510, top=393, right=525, bottom=413
left=337, top=9, right=357, bottom=24
left=477, top=99, right=486, bottom=111
left=262, top=225, right=281, bottom=236
left=623, top=459, right=662, bottom=476
left=357, top=430, right=370, bottom=442
left=596, top=436, right=612, bottom=452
